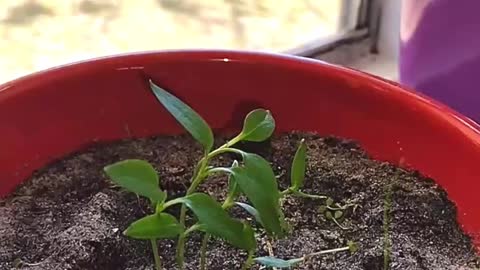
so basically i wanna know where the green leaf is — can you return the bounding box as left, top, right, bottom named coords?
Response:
left=326, top=197, right=334, bottom=206
left=291, top=139, right=306, bottom=190
left=334, top=210, right=343, bottom=219
left=231, top=153, right=284, bottom=237
left=235, top=202, right=263, bottom=225
left=239, top=109, right=275, bottom=142
left=124, top=213, right=183, bottom=239
left=242, top=222, right=256, bottom=253
left=254, top=256, right=303, bottom=268
left=149, top=80, right=214, bottom=151
left=348, top=241, right=359, bottom=253
left=104, top=159, right=165, bottom=203
left=177, top=193, right=255, bottom=251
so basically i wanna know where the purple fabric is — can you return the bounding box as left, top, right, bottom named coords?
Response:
left=400, top=0, right=480, bottom=122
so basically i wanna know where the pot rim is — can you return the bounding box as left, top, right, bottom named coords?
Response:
left=2, top=49, right=479, bottom=136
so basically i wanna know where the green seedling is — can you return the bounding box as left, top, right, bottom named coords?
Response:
left=104, top=80, right=356, bottom=270
left=318, top=197, right=358, bottom=230
left=281, top=139, right=326, bottom=200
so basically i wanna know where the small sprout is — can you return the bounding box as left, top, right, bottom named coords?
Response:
left=348, top=241, right=359, bottom=253
left=319, top=198, right=356, bottom=230
left=326, top=197, right=334, bottom=206
left=290, top=139, right=306, bottom=191
left=283, top=139, right=327, bottom=201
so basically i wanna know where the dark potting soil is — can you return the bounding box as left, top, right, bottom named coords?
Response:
left=1, top=133, right=479, bottom=270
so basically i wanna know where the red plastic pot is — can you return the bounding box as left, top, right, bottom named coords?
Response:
left=1, top=50, right=479, bottom=249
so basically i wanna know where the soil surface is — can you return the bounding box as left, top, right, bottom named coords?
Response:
left=1, top=133, right=479, bottom=270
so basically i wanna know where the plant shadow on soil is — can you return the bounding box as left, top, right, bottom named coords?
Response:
left=1, top=133, right=479, bottom=269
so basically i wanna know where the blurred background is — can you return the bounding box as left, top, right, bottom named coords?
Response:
left=0, top=0, right=399, bottom=83
left=3, top=0, right=478, bottom=122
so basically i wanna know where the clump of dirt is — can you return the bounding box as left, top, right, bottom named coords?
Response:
left=1, top=133, right=478, bottom=269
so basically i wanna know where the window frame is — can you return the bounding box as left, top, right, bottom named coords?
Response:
left=285, top=0, right=377, bottom=57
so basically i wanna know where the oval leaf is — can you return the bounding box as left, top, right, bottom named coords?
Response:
left=348, top=241, right=359, bottom=253
left=254, top=257, right=302, bottom=268
left=291, top=139, right=306, bottom=191
left=235, top=202, right=263, bottom=225
left=232, top=153, right=284, bottom=237
left=124, top=213, right=183, bottom=239
left=104, top=159, right=165, bottom=203
left=326, top=197, right=334, bottom=206
left=177, top=193, right=255, bottom=251
left=149, top=80, right=214, bottom=151
left=239, top=109, right=275, bottom=142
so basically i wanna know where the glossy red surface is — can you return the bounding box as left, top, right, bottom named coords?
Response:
left=1, top=50, right=479, bottom=248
